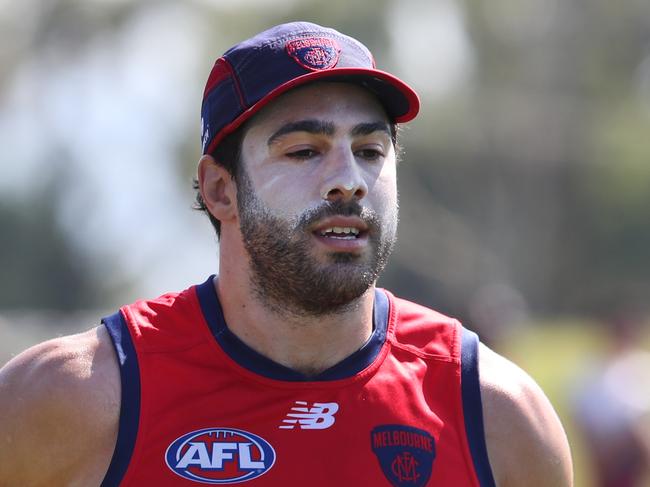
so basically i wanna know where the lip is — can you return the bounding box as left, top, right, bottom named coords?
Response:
left=311, top=216, right=370, bottom=253
left=311, top=216, right=369, bottom=234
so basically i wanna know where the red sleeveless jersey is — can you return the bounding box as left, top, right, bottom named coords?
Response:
left=100, top=276, right=495, bottom=486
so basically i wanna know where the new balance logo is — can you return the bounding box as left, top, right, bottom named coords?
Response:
left=279, top=401, right=339, bottom=430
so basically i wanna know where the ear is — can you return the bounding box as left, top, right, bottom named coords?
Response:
left=197, top=154, right=237, bottom=223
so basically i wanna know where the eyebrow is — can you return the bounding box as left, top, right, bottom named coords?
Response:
left=350, top=121, right=391, bottom=138
left=267, top=120, right=335, bottom=146
left=267, top=120, right=391, bottom=146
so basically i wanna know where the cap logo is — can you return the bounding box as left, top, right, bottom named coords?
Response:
left=285, top=37, right=341, bottom=71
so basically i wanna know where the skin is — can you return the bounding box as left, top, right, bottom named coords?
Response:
left=209, top=83, right=397, bottom=374
left=0, top=83, right=573, bottom=486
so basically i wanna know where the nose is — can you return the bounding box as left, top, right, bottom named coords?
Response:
left=320, top=147, right=368, bottom=202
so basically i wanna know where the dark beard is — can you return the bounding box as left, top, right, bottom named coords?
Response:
left=236, top=168, right=397, bottom=317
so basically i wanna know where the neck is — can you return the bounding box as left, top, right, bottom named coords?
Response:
left=213, top=267, right=375, bottom=377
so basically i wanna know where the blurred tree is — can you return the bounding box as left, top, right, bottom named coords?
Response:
left=2, top=0, right=650, bottom=321
left=0, top=172, right=106, bottom=310
left=381, top=0, right=650, bottom=321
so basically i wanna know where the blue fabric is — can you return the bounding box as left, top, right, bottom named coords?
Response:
left=100, top=312, right=141, bottom=487
left=196, top=275, right=389, bottom=381
left=460, top=328, right=497, bottom=487
left=200, top=21, right=418, bottom=154
left=223, top=22, right=374, bottom=107
left=200, top=76, right=243, bottom=153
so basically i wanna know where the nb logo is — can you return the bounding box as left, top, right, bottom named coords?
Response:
left=279, top=401, right=339, bottom=430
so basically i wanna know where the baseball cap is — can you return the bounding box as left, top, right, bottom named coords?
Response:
left=201, top=21, right=420, bottom=155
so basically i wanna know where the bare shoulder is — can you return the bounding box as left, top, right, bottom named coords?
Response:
left=0, top=326, right=120, bottom=487
left=478, top=343, right=573, bottom=487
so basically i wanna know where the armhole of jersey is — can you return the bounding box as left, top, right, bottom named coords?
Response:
left=100, top=311, right=141, bottom=487
left=461, top=328, right=497, bottom=487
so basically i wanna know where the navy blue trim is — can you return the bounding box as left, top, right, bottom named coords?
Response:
left=100, top=311, right=141, bottom=487
left=461, top=328, right=497, bottom=487
left=196, top=275, right=388, bottom=381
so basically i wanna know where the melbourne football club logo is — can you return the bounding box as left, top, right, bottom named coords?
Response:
left=165, top=427, right=276, bottom=484
left=285, top=37, right=341, bottom=71
left=370, top=424, right=436, bottom=487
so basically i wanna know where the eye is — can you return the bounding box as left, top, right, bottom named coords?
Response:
left=355, top=148, right=384, bottom=161
left=286, top=148, right=319, bottom=160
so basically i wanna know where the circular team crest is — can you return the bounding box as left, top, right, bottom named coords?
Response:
left=285, top=37, right=341, bottom=71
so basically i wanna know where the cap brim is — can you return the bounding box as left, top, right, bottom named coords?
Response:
left=205, top=67, right=420, bottom=154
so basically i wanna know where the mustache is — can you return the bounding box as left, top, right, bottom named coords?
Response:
left=297, top=200, right=380, bottom=231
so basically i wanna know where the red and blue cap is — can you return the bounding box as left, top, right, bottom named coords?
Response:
left=201, top=21, right=420, bottom=154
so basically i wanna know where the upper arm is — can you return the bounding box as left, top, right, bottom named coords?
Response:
left=479, top=343, right=573, bottom=487
left=0, top=326, right=120, bottom=487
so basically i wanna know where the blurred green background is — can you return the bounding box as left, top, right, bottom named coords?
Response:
left=1, top=0, right=650, bottom=485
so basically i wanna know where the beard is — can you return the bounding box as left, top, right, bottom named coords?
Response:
left=236, top=167, right=398, bottom=317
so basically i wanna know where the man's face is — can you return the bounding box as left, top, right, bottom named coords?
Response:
left=235, top=82, right=398, bottom=316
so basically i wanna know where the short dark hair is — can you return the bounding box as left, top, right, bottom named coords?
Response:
left=193, top=119, right=400, bottom=240
left=192, top=125, right=247, bottom=239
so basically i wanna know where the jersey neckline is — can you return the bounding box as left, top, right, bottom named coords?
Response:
left=195, top=275, right=390, bottom=382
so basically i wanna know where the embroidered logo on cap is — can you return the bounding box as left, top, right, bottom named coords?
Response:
left=371, top=424, right=436, bottom=487
left=286, top=37, right=341, bottom=71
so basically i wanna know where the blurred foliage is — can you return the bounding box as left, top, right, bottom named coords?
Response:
left=382, top=0, right=650, bottom=323
left=0, top=172, right=102, bottom=309
left=0, top=0, right=649, bottom=324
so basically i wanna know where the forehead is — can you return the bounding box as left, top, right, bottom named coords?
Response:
left=244, top=82, right=390, bottom=135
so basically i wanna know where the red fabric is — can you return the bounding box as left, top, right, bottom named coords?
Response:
left=115, top=285, right=480, bottom=486
left=203, top=58, right=232, bottom=98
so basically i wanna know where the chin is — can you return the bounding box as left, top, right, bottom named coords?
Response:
left=326, top=251, right=363, bottom=264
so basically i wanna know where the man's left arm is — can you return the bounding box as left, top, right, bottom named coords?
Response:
left=479, top=343, right=574, bottom=487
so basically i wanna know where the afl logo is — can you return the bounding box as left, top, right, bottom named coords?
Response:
left=165, top=427, right=276, bottom=484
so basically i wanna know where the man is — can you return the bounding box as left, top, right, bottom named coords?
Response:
left=0, top=22, right=572, bottom=486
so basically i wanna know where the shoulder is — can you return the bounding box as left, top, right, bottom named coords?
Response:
left=386, top=291, right=461, bottom=358
left=0, top=326, right=119, bottom=486
left=478, top=343, right=573, bottom=487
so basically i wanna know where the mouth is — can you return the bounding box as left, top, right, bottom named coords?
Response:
left=311, top=218, right=370, bottom=251
left=316, top=226, right=364, bottom=240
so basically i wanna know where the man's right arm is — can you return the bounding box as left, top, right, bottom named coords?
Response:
left=479, top=343, right=573, bottom=487
left=0, top=326, right=120, bottom=487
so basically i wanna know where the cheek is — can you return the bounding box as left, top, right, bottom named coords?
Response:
left=256, top=174, right=285, bottom=193
left=373, top=166, right=398, bottom=212
left=378, top=190, right=399, bottom=229
left=251, top=171, right=319, bottom=221
left=373, top=173, right=399, bottom=236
